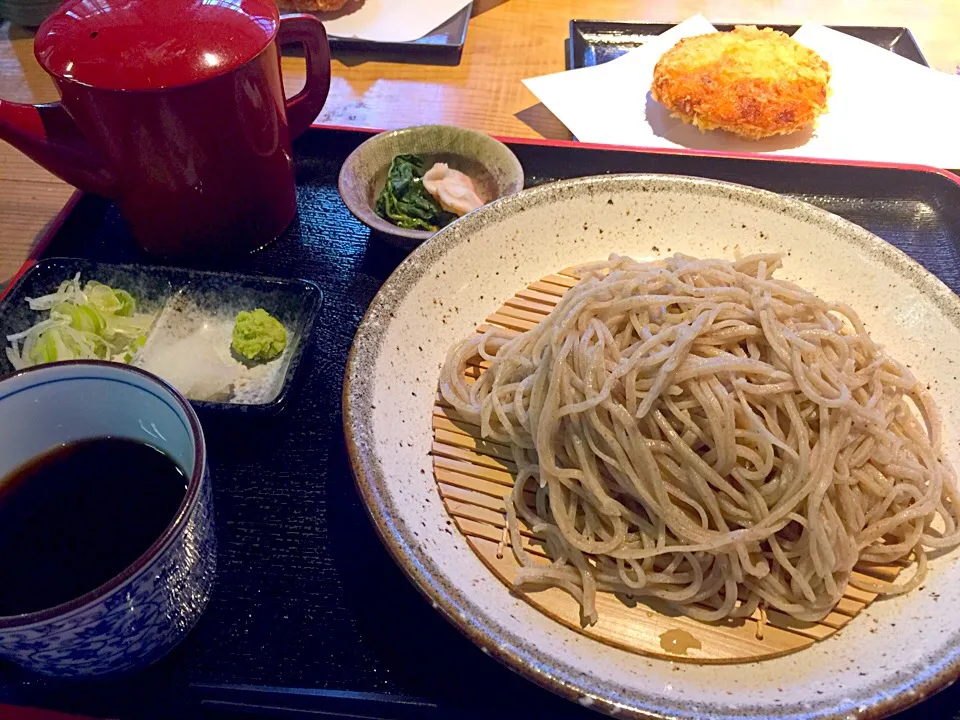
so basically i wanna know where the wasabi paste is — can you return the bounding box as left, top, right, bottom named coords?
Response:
left=232, top=308, right=286, bottom=363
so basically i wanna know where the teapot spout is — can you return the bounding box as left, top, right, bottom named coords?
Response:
left=0, top=100, right=115, bottom=197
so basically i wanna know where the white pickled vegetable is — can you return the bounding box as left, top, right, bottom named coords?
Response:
left=137, top=324, right=238, bottom=401
left=422, top=163, right=485, bottom=216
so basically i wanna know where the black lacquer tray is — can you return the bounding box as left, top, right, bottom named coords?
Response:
left=566, top=21, right=929, bottom=70
left=3, top=128, right=960, bottom=720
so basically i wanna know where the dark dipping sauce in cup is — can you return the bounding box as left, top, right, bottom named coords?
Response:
left=0, top=438, right=187, bottom=616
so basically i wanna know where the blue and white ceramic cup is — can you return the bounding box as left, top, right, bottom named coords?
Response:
left=0, top=361, right=216, bottom=677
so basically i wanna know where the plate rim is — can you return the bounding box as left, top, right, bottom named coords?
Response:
left=343, top=173, right=960, bottom=720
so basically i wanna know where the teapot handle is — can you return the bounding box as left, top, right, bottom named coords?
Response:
left=278, top=15, right=332, bottom=139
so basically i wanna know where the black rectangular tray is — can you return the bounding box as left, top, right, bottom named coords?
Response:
left=320, top=2, right=472, bottom=63
left=0, top=259, right=323, bottom=416
left=566, top=20, right=929, bottom=70
left=3, top=128, right=960, bottom=720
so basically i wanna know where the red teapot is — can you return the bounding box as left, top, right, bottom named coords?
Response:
left=0, top=0, right=331, bottom=257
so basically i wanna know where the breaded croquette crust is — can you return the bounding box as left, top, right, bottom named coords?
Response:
left=651, top=26, right=831, bottom=140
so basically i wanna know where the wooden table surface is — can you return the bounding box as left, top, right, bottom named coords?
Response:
left=0, top=0, right=958, bottom=286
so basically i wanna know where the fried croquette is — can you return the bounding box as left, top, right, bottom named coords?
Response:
left=651, top=26, right=831, bottom=140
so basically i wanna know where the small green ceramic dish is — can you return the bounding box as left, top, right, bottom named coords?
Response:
left=337, top=125, right=525, bottom=249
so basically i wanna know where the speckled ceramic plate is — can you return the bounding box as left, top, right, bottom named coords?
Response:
left=343, top=174, right=960, bottom=719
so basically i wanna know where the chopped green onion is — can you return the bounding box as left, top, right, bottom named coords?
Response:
left=5, top=275, right=156, bottom=370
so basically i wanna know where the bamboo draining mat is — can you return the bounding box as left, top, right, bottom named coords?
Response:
left=431, top=266, right=903, bottom=664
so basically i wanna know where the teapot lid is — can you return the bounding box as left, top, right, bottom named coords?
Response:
left=34, top=0, right=280, bottom=91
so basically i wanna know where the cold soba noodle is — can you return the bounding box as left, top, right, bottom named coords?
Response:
left=439, top=254, right=960, bottom=624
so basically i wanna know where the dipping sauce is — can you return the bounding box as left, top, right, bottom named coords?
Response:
left=0, top=438, right=187, bottom=616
